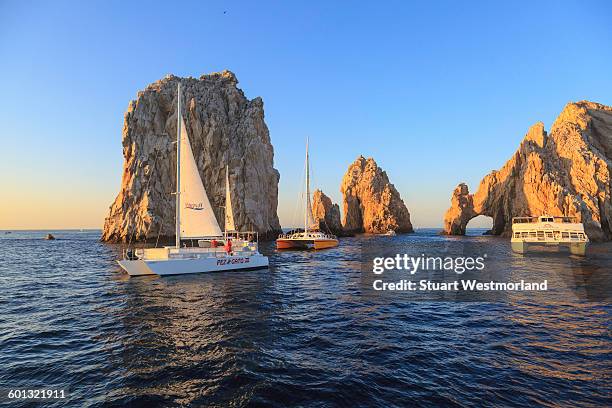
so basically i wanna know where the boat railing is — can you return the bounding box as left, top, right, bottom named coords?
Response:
left=277, top=231, right=337, bottom=240
left=129, top=244, right=259, bottom=260
left=223, top=230, right=259, bottom=243
left=512, top=216, right=578, bottom=224
left=512, top=217, right=537, bottom=224
left=512, top=229, right=588, bottom=242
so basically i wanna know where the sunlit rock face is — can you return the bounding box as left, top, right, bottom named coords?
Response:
left=311, top=189, right=343, bottom=235
left=340, top=156, right=413, bottom=234
left=102, top=71, right=282, bottom=242
left=443, top=183, right=477, bottom=235
left=443, top=101, right=612, bottom=241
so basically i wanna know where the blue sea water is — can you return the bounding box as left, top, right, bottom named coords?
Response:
left=0, top=229, right=610, bottom=407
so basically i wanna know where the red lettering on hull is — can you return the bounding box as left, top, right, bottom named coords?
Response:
left=216, top=257, right=250, bottom=266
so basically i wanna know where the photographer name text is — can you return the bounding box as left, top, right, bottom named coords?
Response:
left=373, top=279, right=548, bottom=291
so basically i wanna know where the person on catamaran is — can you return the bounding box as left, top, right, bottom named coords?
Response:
left=225, top=238, right=232, bottom=255
left=211, top=238, right=218, bottom=248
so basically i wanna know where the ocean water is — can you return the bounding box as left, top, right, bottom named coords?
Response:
left=0, top=229, right=610, bottom=407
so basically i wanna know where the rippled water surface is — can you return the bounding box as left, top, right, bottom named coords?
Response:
left=0, top=230, right=610, bottom=407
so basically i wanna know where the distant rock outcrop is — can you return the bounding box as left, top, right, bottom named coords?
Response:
left=311, top=189, right=343, bottom=235
left=102, top=71, right=282, bottom=242
left=340, top=156, right=413, bottom=234
left=444, top=183, right=477, bottom=235
left=443, top=101, right=612, bottom=241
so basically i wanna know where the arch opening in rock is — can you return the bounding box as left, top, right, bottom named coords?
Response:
left=465, top=215, right=493, bottom=236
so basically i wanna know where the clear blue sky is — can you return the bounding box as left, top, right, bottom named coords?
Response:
left=1, top=0, right=611, bottom=229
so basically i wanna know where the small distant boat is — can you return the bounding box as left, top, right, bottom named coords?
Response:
left=511, top=215, right=588, bottom=256
left=45, top=234, right=56, bottom=240
left=117, top=84, right=269, bottom=276
left=384, top=230, right=396, bottom=236
left=276, top=139, right=338, bottom=250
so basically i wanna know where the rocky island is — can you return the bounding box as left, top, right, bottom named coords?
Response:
left=311, top=189, right=344, bottom=236
left=443, top=101, right=612, bottom=241
left=102, top=71, right=282, bottom=242
left=341, top=156, right=413, bottom=234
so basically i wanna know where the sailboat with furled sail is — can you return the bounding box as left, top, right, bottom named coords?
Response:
left=118, top=84, right=269, bottom=276
left=224, top=165, right=236, bottom=233
left=276, top=139, right=339, bottom=250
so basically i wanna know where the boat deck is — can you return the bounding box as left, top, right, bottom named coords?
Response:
left=511, top=215, right=588, bottom=255
left=132, top=242, right=259, bottom=261
left=276, top=231, right=338, bottom=250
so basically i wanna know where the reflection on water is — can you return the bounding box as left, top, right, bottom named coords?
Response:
left=0, top=229, right=609, bottom=407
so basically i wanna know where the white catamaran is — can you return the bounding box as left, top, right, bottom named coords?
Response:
left=118, top=84, right=269, bottom=276
left=511, top=215, right=589, bottom=256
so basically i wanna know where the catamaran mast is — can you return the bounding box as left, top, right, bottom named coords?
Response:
left=224, top=164, right=236, bottom=235
left=175, top=83, right=181, bottom=248
left=305, top=137, right=310, bottom=233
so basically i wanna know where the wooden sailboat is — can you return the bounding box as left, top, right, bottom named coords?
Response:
left=117, top=84, right=269, bottom=276
left=276, top=139, right=339, bottom=250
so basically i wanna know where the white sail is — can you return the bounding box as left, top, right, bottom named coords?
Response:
left=178, top=114, right=222, bottom=238
left=225, top=165, right=236, bottom=232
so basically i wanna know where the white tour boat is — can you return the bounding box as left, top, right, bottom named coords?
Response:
left=511, top=215, right=589, bottom=256
left=118, top=84, right=269, bottom=276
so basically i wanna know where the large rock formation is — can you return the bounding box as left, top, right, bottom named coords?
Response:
left=311, top=189, right=343, bottom=235
left=443, top=101, right=612, bottom=241
left=340, top=156, right=413, bottom=234
left=444, top=183, right=477, bottom=235
left=102, top=71, right=282, bottom=242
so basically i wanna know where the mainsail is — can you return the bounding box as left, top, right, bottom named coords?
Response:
left=178, top=112, right=222, bottom=238
left=225, top=165, right=236, bottom=232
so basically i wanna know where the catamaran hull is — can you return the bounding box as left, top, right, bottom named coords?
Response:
left=118, top=254, right=269, bottom=276
left=511, top=241, right=587, bottom=256
left=276, top=239, right=338, bottom=250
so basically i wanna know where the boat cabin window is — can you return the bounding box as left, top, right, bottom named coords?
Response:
left=513, top=218, right=534, bottom=224
left=562, top=232, right=569, bottom=238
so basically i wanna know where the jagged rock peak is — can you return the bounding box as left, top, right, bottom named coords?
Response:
left=341, top=156, right=413, bottom=234
left=311, top=189, right=343, bottom=235
left=159, top=70, right=238, bottom=85
left=102, top=71, right=282, bottom=242
left=442, top=100, right=612, bottom=241
left=443, top=183, right=476, bottom=236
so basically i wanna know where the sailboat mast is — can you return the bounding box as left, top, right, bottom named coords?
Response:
left=225, top=164, right=229, bottom=237
left=305, top=137, right=310, bottom=233
left=175, top=83, right=181, bottom=248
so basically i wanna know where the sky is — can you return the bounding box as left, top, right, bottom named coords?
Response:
left=0, top=0, right=611, bottom=230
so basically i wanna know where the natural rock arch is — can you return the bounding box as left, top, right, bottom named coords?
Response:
left=443, top=101, right=612, bottom=241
